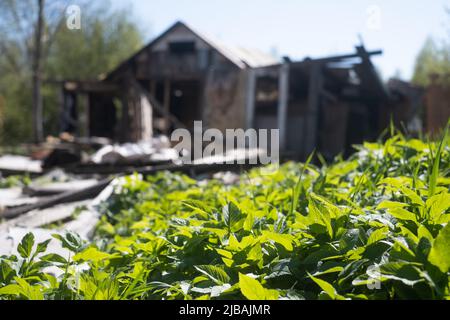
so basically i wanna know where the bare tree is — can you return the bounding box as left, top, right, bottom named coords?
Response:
left=0, top=0, right=75, bottom=143
left=32, top=0, right=44, bottom=143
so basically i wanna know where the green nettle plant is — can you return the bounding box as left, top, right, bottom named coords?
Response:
left=0, top=130, right=449, bottom=300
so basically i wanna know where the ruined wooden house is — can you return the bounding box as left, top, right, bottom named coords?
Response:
left=247, top=45, right=390, bottom=160
left=59, top=21, right=393, bottom=161
left=59, top=21, right=277, bottom=142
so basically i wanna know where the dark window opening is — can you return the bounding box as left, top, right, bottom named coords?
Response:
left=170, top=80, right=202, bottom=131
left=169, top=41, right=196, bottom=54
left=255, top=76, right=279, bottom=105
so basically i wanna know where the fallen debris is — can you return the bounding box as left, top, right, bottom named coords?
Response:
left=0, top=200, right=91, bottom=229
left=41, top=147, right=82, bottom=169
left=0, top=188, right=43, bottom=209
left=23, top=177, right=98, bottom=197
left=0, top=178, right=112, bottom=219
left=0, top=155, right=42, bottom=176
left=90, top=136, right=177, bottom=164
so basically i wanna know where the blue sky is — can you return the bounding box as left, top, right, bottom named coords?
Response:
left=110, top=0, right=449, bottom=80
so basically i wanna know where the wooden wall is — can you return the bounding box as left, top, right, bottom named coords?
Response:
left=425, top=83, right=450, bottom=136
left=202, top=65, right=247, bottom=131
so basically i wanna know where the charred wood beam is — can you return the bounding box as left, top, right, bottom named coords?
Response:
left=120, top=93, right=130, bottom=142
left=163, top=79, right=171, bottom=134
left=130, top=77, right=187, bottom=130
left=277, top=60, right=290, bottom=151
left=0, top=168, right=43, bottom=178
left=295, top=49, right=382, bottom=66
left=45, top=79, right=120, bottom=93
left=70, top=82, right=119, bottom=93
left=245, top=68, right=257, bottom=129
left=355, top=45, right=389, bottom=100
left=321, top=88, right=338, bottom=104
left=302, top=63, right=323, bottom=158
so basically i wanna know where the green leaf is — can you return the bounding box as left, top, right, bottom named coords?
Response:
left=0, top=284, right=22, bottom=296
left=182, top=200, right=213, bottom=217
left=290, top=152, right=314, bottom=215
left=427, top=192, right=450, bottom=220
left=389, top=208, right=418, bottom=222
left=378, top=202, right=417, bottom=222
left=400, top=186, right=425, bottom=207
left=379, top=262, right=423, bottom=287
left=194, top=265, right=230, bottom=285
left=73, top=247, right=112, bottom=263
left=40, top=253, right=68, bottom=264
left=222, top=202, right=244, bottom=232
left=14, top=277, right=44, bottom=300
left=377, top=201, right=408, bottom=210
left=262, top=231, right=294, bottom=251
left=367, top=227, right=388, bottom=245
left=44, top=274, right=59, bottom=289
left=417, top=225, right=433, bottom=242
left=308, top=273, right=343, bottom=300
left=17, top=232, right=35, bottom=258
left=379, top=177, right=411, bottom=188
left=312, top=266, right=344, bottom=277
left=308, top=198, right=333, bottom=238
left=247, top=243, right=263, bottom=262
left=52, top=231, right=84, bottom=253
left=238, top=273, right=279, bottom=300
left=35, top=239, right=51, bottom=255
left=428, top=223, right=450, bottom=273
left=243, top=211, right=255, bottom=231
left=216, top=248, right=233, bottom=259
left=429, top=124, right=448, bottom=197
left=391, top=241, right=416, bottom=262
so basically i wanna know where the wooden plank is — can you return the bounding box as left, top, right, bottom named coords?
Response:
left=245, top=68, right=256, bottom=129
left=23, top=179, right=99, bottom=197
left=139, top=93, right=153, bottom=141
left=302, top=63, right=323, bottom=158
left=292, top=49, right=383, bottom=66
left=68, top=81, right=119, bottom=93
left=120, top=93, right=129, bottom=142
left=83, top=93, right=90, bottom=137
left=163, top=79, right=171, bottom=134
left=355, top=45, right=389, bottom=100
left=277, top=61, right=290, bottom=151
left=150, top=80, right=156, bottom=96
left=44, top=79, right=118, bottom=93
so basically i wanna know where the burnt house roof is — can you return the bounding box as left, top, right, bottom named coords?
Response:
left=105, top=21, right=278, bottom=81
left=285, top=45, right=389, bottom=102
